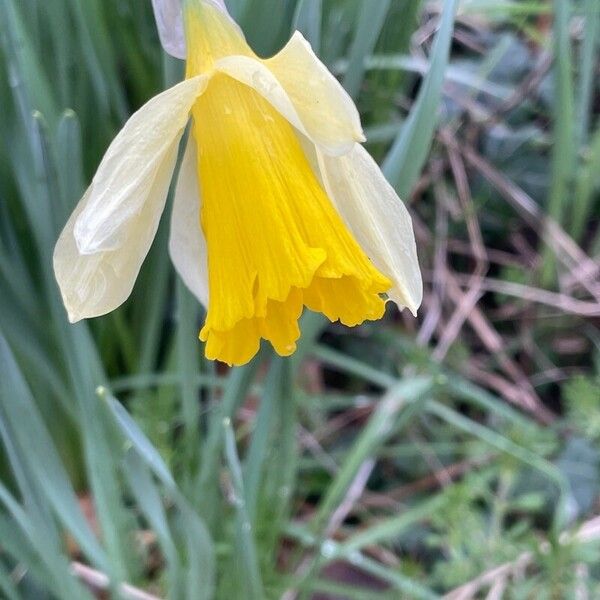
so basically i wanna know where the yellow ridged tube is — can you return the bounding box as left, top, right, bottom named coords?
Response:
left=185, top=3, right=391, bottom=365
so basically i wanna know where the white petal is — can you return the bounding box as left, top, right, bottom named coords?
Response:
left=213, top=31, right=364, bottom=156
left=168, top=139, right=209, bottom=307
left=151, top=0, right=186, bottom=59
left=317, top=144, right=423, bottom=315
left=266, top=32, right=364, bottom=149
left=73, top=75, right=207, bottom=254
left=151, top=0, right=233, bottom=59
left=53, top=144, right=179, bottom=322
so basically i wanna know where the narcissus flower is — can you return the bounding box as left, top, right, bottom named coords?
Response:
left=53, top=0, right=422, bottom=366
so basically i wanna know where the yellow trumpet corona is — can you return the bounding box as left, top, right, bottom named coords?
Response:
left=54, top=0, right=422, bottom=366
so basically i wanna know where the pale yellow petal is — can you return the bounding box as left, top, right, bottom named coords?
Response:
left=168, top=139, right=209, bottom=307
left=74, top=75, right=207, bottom=254
left=53, top=141, right=179, bottom=322
left=151, top=0, right=232, bottom=59
left=212, top=32, right=363, bottom=156
left=151, top=0, right=186, bottom=59
left=265, top=31, right=365, bottom=152
left=317, top=144, right=423, bottom=315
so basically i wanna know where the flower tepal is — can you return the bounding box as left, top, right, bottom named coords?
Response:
left=53, top=0, right=422, bottom=366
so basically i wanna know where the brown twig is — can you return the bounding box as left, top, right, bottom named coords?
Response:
left=491, top=54, right=553, bottom=120
left=466, top=363, right=546, bottom=414
left=433, top=131, right=489, bottom=360
left=445, top=239, right=524, bottom=268
left=449, top=274, right=600, bottom=317
left=70, top=562, right=162, bottom=600
left=418, top=178, right=449, bottom=346
left=364, top=455, right=494, bottom=506
left=326, top=460, right=376, bottom=537
left=454, top=141, right=600, bottom=302
left=444, top=272, right=555, bottom=423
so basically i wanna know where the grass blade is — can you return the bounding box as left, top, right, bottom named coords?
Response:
left=243, top=356, right=285, bottom=522
left=0, top=335, right=109, bottom=573
left=339, top=494, right=445, bottom=554
left=103, top=388, right=175, bottom=488
left=0, top=560, right=21, bottom=600
left=175, top=279, right=203, bottom=484
left=541, top=0, right=575, bottom=282
left=255, top=359, right=296, bottom=561
left=342, top=0, right=391, bottom=99
left=123, top=452, right=182, bottom=599
left=574, top=0, right=598, bottom=149
left=223, top=419, right=264, bottom=599
left=195, top=361, right=259, bottom=524
left=311, top=377, right=433, bottom=532
left=382, top=0, right=458, bottom=198
left=572, top=125, right=600, bottom=242
left=105, top=389, right=215, bottom=599
left=0, top=483, right=91, bottom=600
left=292, top=0, right=322, bottom=51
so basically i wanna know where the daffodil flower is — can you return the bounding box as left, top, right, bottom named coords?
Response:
left=53, top=0, right=422, bottom=366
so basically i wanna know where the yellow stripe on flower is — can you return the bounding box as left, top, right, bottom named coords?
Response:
left=184, top=1, right=252, bottom=73
left=191, top=72, right=391, bottom=365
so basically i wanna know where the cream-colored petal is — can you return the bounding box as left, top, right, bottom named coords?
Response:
left=266, top=32, right=364, bottom=147
left=151, top=0, right=187, bottom=59
left=73, top=75, right=207, bottom=254
left=53, top=142, right=180, bottom=322
left=168, top=139, right=209, bottom=307
left=317, top=144, right=423, bottom=315
left=151, top=0, right=235, bottom=59
left=213, top=31, right=364, bottom=156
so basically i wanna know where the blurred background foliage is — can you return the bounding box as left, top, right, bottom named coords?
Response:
left=0, top=0, right=599, bottom=598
